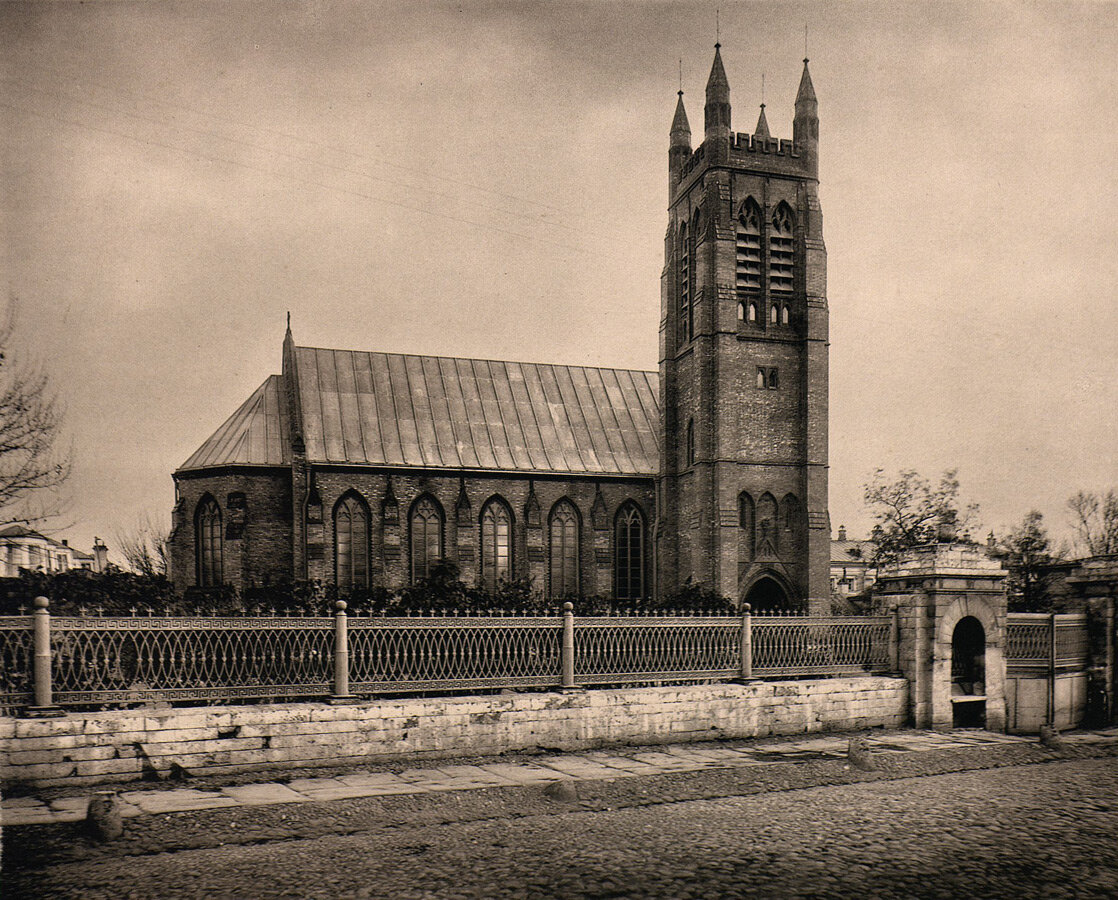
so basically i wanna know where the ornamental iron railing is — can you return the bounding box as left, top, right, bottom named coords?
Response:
left=753, top=615, right=892, bottom=676
left=1006, top=612, right=1089, bottom=673
left=5, top=599, right=896, bottom=713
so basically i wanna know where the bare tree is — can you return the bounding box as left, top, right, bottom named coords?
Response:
left=863, top=468, right=980, bottom=564
left=0, top=301, right=71, bottom=527
left=115, top=513, right=169, bottom=577
left=1067, top=489, right=1118, bottom=557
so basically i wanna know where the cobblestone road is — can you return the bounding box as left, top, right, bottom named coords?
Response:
left=9, top=757, right=1117, bottom=899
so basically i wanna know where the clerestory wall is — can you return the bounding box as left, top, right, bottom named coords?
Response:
left=0, top=677, right=907, bottom=788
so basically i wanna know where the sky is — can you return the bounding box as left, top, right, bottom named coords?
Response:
left=2, top=1, right=1115, bottom=564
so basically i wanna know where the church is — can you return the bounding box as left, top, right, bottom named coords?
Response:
left=168, top=46, right=831, bottom=612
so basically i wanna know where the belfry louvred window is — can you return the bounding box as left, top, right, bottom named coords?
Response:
left=769, top=202, right=794, bottom=294
left=736, top=198, right=762, bottom=294
left=679, top=217, right=696, bottom=343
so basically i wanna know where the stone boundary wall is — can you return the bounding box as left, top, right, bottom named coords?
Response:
left=0, top=677, right=908, bottom=788
left=1005, top=671, right=1087, bottom=734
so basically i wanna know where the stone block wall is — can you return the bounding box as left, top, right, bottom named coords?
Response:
left=0, top=677, right=907, bottom=788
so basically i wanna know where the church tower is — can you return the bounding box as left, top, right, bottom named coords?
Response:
left=657, top=46, right=830, bottom=612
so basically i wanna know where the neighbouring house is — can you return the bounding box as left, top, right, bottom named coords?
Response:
left=0, top=526, right=108, bottom=577
left=831, top=525, right=877, bottom=602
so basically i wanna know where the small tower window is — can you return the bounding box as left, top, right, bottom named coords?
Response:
left=769, top=202, right=795, bottom=294
left=756, top=367, right=779, bottom=390
left=782, top=305, right=790, bottom=325
left=736, top=198, right=762, bottom=293
left=770, top=304, right=779, bottom=324
left=756, top=368, right=766, bottom=389
left=736, top=302, right=745, bottom=321
left=748, top=302, right=757, bottom=323
left=686, top=419, right=696, bottom=466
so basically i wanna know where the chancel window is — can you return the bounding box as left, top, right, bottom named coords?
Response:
left=480, top=498, right=512, bottom=592
left=549, top=500, right=580, bottom=598
left=196, top=496, right=223, bottom=587
left=334, top=493, right=369, bottom=590
left=614, top=503, right=646, bottom=601
left=410, top=495, right=443, bottom=583
left=769, top=202, right=794, bottom=294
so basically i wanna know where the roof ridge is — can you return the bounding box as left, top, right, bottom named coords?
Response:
left=294, top=345, right=657, bottom=377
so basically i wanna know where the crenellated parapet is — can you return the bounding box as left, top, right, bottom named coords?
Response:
left=731, top=132, right=800, bottom=156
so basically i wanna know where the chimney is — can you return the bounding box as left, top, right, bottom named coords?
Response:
left=837, top=525, right=847, bottom=542
left=92, top=537, right=108, bottom=573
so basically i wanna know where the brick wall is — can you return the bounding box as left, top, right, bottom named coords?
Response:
left=0, top=677, right=908, bottom=788
left=170, top=469, right=292, bottom=592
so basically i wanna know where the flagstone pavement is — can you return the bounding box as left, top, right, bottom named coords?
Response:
left=4, top=727, right=1116, bottom=827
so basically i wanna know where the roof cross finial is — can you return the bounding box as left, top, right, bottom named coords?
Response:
left=716, top=8, right=720, bottom=47
left=679, top=58, right=683, bottom=95
left=286, top=310, right=291, bottom=330
left=761, top=72, right=765, bottom=106
left=804, top=23, right=809, bottom=63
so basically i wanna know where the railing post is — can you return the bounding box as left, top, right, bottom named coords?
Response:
left=27, top=596, right=62, bottom=717
left=1047, top=611, right=1057, bottom=726
left=330, top=600, right=355, bottom=704
left=738, top=603, right=754, bottom=682
left=561, top=602, right=576, bottom=690
left=890, top=605, right=901, bottom=673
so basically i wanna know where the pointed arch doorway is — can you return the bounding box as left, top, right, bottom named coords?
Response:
left=743, top=575, right=794, bottom=613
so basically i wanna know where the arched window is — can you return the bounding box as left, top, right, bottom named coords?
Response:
left=782, top=305, right=790, bottom=326
left=614, top=503, right=646, bottom=601
left=678, top=221, right=692, bottom=344
left=756, top=368, right=766, bottom=389
left=736, top=301, right=745, bottom=321
left=686, top=419, right=695, bottom=466
left=549, top=499, right=580, bottom=598
left=770, top=304, right=779, bottom=324
left=757, top=492, right=778, bottom=553
left=334, top=493, right=369, bottom=590
left=781, top=493, right=799, bottom=533
left=739, top=492, right=755, bottom=560
left=195, top=496, right=223, bottom=587
left=769, top=202, right=794, bottom=294
left=480, top=497, right=513, bottom=592
left=410, top=495, right=443, bottom=583
left=748, top=302, right=758, bottom=323
left=736, top=198, right=762, bottom=293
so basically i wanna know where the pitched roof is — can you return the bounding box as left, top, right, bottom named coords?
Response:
left=180, top=349, right=661, bottom=477
left=179, top=375, right=290, bottom=471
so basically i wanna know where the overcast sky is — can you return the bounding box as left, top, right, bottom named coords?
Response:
left=2, top=1, right=1115, bottom=563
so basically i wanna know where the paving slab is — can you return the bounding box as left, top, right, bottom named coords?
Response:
left=221, top=784, right=310, bottom=806
left=475, top=763, right=570, bottom=785
left=535, top=757, right=634, bottom=780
